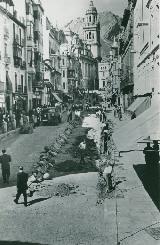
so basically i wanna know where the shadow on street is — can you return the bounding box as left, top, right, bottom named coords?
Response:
left=133, top=164, right=160, bottom=211
left=28, top=197, right=50, bottom=206
left=0, top=241, right=47, bottom=245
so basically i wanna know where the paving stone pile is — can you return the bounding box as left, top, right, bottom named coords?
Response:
left=32, top=120, right=80, bottom=181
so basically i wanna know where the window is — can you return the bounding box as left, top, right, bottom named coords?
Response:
left=21, top=75, right=24, bottom=93
left=103, top=81, right=105, bottom=87
left=63, top=70, right=65, bottom=77
left=89, top=32, right=91, bottom=39
left=92, top=33, right=94, bottom=39
left=26, top=3, right=30, bottom=15
left=63, top=82, right=65, bottom=89
left=62, top=59, right=65, bottom=65
left=15, top=73, right=17, bottom=92
left=103, top=72, right=105, bottom=77
left=87, top=34, right=88, bottom=39
left=27, top=21, right=33, bottom=39
left=27, top=49, right=32, bottom=66
left=19, top=28, right=21, bottom=45
left=28, top=75, right=32, bottom=92
left=13, top=23, right=15, bottom=40
left=33, top=10, right=38, bottom=19
left=89, top=16, right=91, bottom=22
left=4, top=43, right=7, bottom=56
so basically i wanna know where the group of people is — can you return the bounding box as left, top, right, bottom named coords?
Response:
left=0, top=148, right=38, bottom=207
left=113, top=105, right=122, bottom=120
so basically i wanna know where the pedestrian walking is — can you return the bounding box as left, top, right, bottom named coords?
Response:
left=102, top=111, right=106, bottom=122
left=79, top=139, right=86, bottom=164
left=131, top=111, right=136, bottom=120
left=118, top=106, right=122, bottom=121
left=14, top=166, right=28, bottom=207
left=67, top=109, right=72, bottom=122
left=103, top=130, right=109, bottom=154
left=0, top=149, right=11, bottom=184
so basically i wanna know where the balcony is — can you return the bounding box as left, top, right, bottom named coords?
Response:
left=24, top=85, right=27, bottom=94
left=67, top=69, right=75, bottom=79
left=13, top=34, right=19, bottom=45
left=17, top=85, right=23, bottom=94
left=4, top=26, right=9, bottom=40
left=14, top=57, right=22, bottom=67
left=32, top=81, right=44, bottom=89
left=16, top=85, right=27, bottom=95
left=4, top=32, right=9, bottom=40
left=21, top=39, right=25, bottom=47
left=0, top=81, right=5, bottom=93
left=4, top=56, right=11, bottom=65
left=21, top=61, right=26, bottom=70
left=27, top=36, right=33, bottom=41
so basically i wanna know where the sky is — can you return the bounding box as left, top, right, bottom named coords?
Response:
left=12, top=0, right=127, bottom=28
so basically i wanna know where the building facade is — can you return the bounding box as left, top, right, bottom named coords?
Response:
left=119, top=0, right=135, bottom=110
left=0, top=2, right=27, bottom=114
left=25, top=0, right=35, bottom=111
left=98, top=62, right=109, bottom=90
left=133, top=0, right=160, bottom=97
left=32, top=0, right=44, bottom=108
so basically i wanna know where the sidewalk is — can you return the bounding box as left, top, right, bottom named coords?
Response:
left=106, top=110, right=160, bottom=245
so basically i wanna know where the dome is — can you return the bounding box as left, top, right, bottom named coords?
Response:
left=86, top=0, right=97, bottom=14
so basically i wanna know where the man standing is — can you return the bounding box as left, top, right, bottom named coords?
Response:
left=0, top=149, right=11, bottom=184
left=14, top=166, right=28, bottom=207
left=143, top=142, right=153, bottom=167
left=79, top=139, right=86, bottom=164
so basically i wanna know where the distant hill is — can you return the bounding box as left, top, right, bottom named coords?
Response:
left=64, top=11, right=122, bottom=59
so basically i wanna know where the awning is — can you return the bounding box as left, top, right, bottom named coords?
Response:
left=52, top=93, right=62, bottom=103
left=126, top=96, right=151, bottom=116
left=113, top=97, right=160, bottom=152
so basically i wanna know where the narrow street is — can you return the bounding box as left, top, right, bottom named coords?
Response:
left=0, top=113, right=68, bottom=188
left=0, top=112, right=107, bottom=245
left=0, top=0, right=159, bottom=244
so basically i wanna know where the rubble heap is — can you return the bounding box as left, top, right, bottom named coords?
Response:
left=32, top=120, right=80, bottom=181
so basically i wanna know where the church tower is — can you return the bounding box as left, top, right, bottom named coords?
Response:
left=83, top=0, right=101, bottom=61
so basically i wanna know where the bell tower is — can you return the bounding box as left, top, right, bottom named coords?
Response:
left=83, top=0, right=101, bottom=61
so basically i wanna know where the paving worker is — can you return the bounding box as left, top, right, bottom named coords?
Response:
left=103, top=162, right=113, bottom=192
left=103, top=130, right=109, bottom=154
left=131, top=111, right=136, bottom=120
left=14, top=166, right=28, bottom=207
left=0, top=149, right=11, bottom=184
left=79, top=139, right=86, bottom=164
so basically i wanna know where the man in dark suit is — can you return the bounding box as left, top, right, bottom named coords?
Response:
left=14, top=166, right=28, bottom=207
left=0, top=149, right=11, bottom=184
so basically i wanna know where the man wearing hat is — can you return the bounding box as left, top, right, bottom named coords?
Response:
left=0, top=149, right=11, bottom=184
left=14, top=166, right=28, bottom=207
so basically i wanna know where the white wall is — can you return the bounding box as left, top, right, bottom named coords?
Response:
left=134, top=0, right=160, bottom=96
